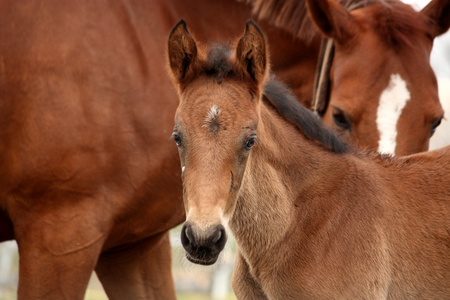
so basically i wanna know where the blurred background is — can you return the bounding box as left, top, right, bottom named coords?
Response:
left=0, top=0, right=448, bottom=299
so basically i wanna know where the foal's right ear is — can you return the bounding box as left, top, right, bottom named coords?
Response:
left=168, top=20, right=198, bottom=82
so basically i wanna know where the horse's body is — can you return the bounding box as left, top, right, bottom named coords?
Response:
left=1, top=0, right=449, bottom=297
left=0, top=1, right=186, bottom=298
left=168, top=20, right=450, bottom=299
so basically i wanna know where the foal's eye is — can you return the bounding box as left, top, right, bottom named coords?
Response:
left=244, top=137, right=257, bottom=150
left=173, top=134, right=182, bottom=147
left=430, top=117, right=442, bottom=136
left=332, top=110, right=351, bottom=131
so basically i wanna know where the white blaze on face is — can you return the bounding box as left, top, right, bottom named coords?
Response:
left=376, top=74, right=411, bottom=155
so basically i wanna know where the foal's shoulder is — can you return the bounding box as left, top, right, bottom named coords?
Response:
left=393, top=145, right=450, bottom=174
left=406, top=145, right=450, bottom=161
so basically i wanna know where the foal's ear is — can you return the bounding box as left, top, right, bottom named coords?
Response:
left=168, top=20, right=198, bottom=82
left=306, top=0, right=357, bottom=45
left=421, top=0, right=450, bottom=37
left=236, top=20, right=269, bottom=87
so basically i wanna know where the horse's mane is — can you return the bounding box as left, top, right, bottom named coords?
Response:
left=205, top=44, right=233, bottom=82
left=263, top=78, right=349, bottom=154
left=241, top=0, right=432, bottom=48
left=239, top=0, right=318, bottom=44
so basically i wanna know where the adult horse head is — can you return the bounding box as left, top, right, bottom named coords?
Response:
left=168, top=19, right=450, bottom=299
left=248, top=0, right=450, bottom=155
left=309, top=0, right=449, bottom=155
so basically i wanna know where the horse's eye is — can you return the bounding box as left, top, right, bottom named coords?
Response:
left=431, top=117, right=442, bottom=136
left=173, top=134, right=182, bottom=147
left=244, top=137, right=256, bottom=150
left=332, top=110, right=351, bottom=131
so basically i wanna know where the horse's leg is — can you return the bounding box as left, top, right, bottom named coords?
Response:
left=14, top=206, right=105, bottom=299
left=95, top=231, right=176, bottom=300
left=232, top=251, right=269, bottom=300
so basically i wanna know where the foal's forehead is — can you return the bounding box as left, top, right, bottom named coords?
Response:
left=177, top=78, right=257, bottom=128
left=181, top=78, right=253, bottom=108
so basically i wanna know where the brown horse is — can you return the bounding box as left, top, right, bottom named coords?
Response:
left=168, top=20, right=450, bottom=299
left=0, top=0, right=448, bottom=298
left=255, top=0, right=450, bottom=155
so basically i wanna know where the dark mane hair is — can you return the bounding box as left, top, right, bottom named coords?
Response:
left=205, top=43, right=233, bottom=82
left=242, top=0, right=431, bottom=48
left=197, top=43, right=261, bottom=94
left=263, top=77, right=349, bottom=154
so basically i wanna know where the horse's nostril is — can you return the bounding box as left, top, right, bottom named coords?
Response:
left=180, top=222, right=192, bottom=248
left=181, top=222, right=227, bottom=254
left=211, top=224, right=227, bottom=252
left=212, top=228, right=222, bottom=243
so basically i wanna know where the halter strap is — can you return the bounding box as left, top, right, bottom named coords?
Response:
left=312, top=38, right=334, bottom=116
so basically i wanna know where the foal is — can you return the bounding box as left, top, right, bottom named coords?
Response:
left=168, top=20, right=450, bottom=299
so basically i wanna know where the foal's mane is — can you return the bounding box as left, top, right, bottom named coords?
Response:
left=202, top=44, right=349, bottom=154
left=242, top=0, right=432, bottom=48
left=263, top=78, right=349, bottom=154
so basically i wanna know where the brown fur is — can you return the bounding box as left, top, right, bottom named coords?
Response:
left=169, top=20, right=450, bottom=299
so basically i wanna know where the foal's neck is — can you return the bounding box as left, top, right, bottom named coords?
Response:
left=230, top=102, right=353, bottom=261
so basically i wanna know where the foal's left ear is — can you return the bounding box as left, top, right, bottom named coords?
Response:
left=421, top=0, right=450, bottom=37
left=236, top=20, right=269, bottom=87
left=168, top=20, right=198, bottom=83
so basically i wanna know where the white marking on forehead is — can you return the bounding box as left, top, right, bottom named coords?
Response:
left=376, top=74, right=411, bottom=155
left=205, top=105, right=220, bottom=123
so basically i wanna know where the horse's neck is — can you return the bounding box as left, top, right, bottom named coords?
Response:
left=229, top=103, right=353, bottom=262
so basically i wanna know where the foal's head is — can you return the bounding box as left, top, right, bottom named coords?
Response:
left=307, top=0, right=449, bottom=155
left=168, top=20, right=268, bottom=264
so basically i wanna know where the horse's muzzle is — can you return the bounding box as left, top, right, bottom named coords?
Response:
left=180, top=221, right=227, bottom=265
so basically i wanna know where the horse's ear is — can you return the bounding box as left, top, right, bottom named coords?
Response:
left=167, top=20, right=198, bottom=82
left=421, top=0, right=450, bottom=37
left=306, top=0, right=357, bottom=45
left=236, top=20, right=269, bottom=87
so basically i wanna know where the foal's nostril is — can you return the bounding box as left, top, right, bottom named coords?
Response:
left=180, top=222, right=193, bottom=248
left=212, top=228, right=222, bottom=243
left=181, top=222, right=227, bottom=250
left=209, top=224, right=227, bottom=252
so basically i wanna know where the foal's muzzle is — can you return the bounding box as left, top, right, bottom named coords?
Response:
left=180, top=221, right=227, bottom=265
